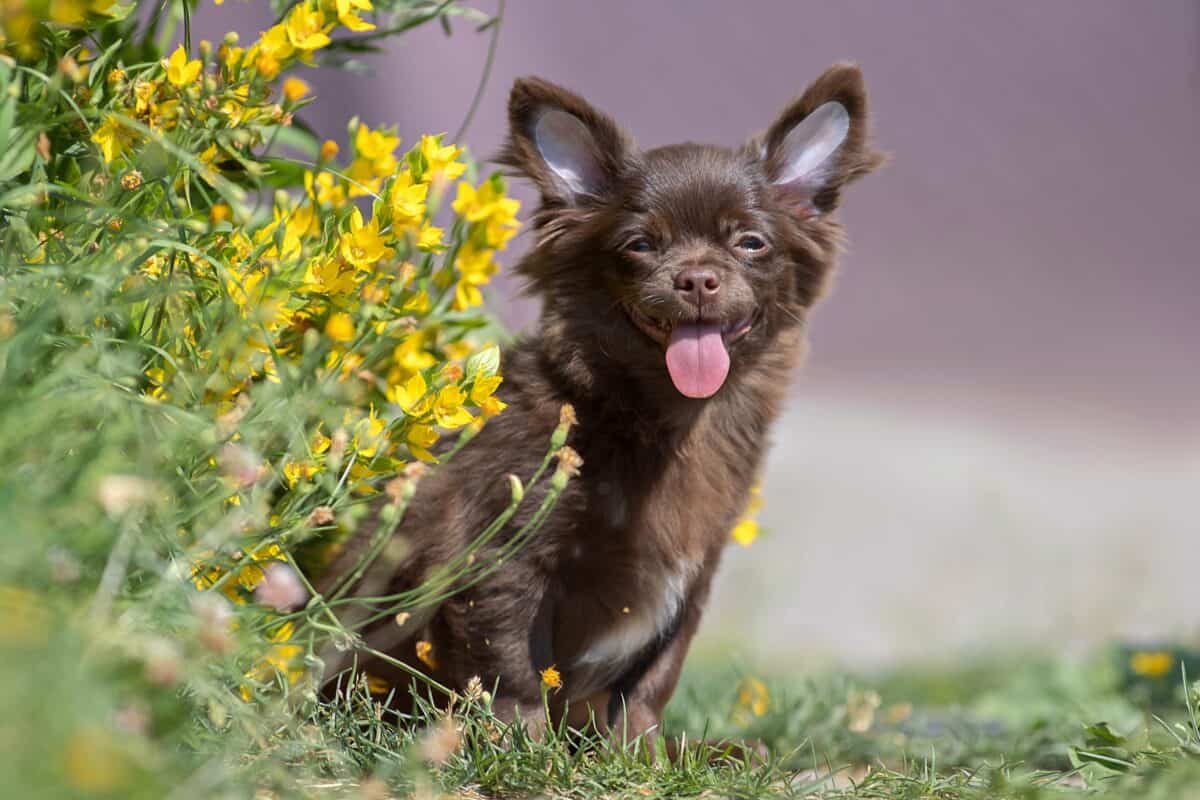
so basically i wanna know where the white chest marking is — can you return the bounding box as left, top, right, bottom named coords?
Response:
left=573, top=562, right=696, bottom=668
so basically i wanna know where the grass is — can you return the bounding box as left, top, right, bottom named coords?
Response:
left=271, top=647, right=1200, bottom=798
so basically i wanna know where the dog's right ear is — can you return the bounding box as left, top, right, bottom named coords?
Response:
left=499, top=77, right=630, bottom=206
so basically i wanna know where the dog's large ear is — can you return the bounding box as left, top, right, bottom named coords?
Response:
left=499, top=77, right=630, bottom=206
left=757, top=63, right=884, bottom=217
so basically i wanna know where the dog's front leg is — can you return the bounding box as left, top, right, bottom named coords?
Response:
left=458, top=572, right=556, bottom=739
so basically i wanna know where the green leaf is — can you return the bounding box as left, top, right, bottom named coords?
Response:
left=88, top=40, right=125, bottom=88
left=464, top=345, right=500, bottom=377
left=264, top=124, right=320, bottom=161
left=1082, top=721, right=1127, bottom=747
left=1070, top=746, right=1136, bottom=772
left=259, top=158, right=309, bottom=190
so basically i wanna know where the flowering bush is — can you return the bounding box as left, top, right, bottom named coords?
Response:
left=0, top=1, right=566, bottom=795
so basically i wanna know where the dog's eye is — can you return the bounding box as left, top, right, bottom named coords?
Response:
left=625, top=237, right=655, bottom=254
left=736, top=234, right=768, bottom=252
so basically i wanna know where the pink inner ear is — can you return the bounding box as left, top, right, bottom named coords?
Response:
left=770, top=100, right=849, bottom=217
left=533, top=108, right=604, bottom=197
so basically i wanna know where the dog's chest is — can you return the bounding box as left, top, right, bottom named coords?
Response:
left=553, top=474, right=721, bottom=693
left=556, top=550, right=699, bottom=695
left=572, top=559, right=694, bottom=665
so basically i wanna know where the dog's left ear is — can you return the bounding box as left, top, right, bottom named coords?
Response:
left=499, top=76, right=630, bottom=207
left=757, top=63, right=885, bottom=217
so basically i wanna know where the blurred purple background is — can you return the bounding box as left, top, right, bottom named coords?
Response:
left=198, top=2, right=1199, bottom=665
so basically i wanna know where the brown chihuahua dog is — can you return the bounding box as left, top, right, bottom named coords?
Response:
left=328, top=63, right=882, bottom=747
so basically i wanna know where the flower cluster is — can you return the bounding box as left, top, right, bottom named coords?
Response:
left=1, top=0, right=522, bottom=717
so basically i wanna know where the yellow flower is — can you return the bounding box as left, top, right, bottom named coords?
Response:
left=143, top=366, right=169, bottom=401
left=392, top=332, right=436, bottom=377
left=326, top=348, right=364, bottom=383
left=165, top=44, right=202, bottom=87
left=355, top=122, right=400, bottom=162
left=319, top=139, right=339, bottom=161
left=190, top=544, right=284, bottom=604
left=433, top=385, right=473, bottom=429
left=210, top=202, right=232, bottom=224
left=304, top=256, right=359, bottom=296
left=91, top=114, right=137, bottom=164
left=387, top=371, right=433, bottom=416
left=247, top=24, right=294, bottom=80
left=235, top=543, right=284, bottom=591
left=133, top=79, right=156, bottom=116
left=1130, top=650, right=1174, bottom=679
left=540, top=665, right=562, bottom=691
left=450, top=244, right=498, bottom=311
left=338, top=207, right=394, bottom=269
left=346, top=159, right=382, bottom=196
left=333, top=0, right=375, bottom=31
left=452, top=179, right=498, bottom=223
left=444, top=340, right=473, bottom=361
left=353, top=405, right=388, bottom=458
left=347, top=458, right=385, bottom=493
left=453, top=176, right=521, bottom=249
left=406, top=423, right=439, bottom=463
left=218, top=42, right=243, bottom=70
left=284, top=459, right=321, bottom=487
left=226, top=267, right=266, bottom=311
left=402, top=289, right=430, bottom=314
left=415, top=639, right=438, bottom=670
left=416, top=222, right=445, bottom=252
left=730, top=485, right=763, bottom=547
left=306, top=169, right=347, bottom=208
left=282, top=76, right=310, bottom=103
left=284, top=3, right=332, bottom=51
left=325, top=312, right=355, bottom=342
left=470, top=373, right=507, bottom=417
left=348, top=124, right=400, bottom=193
left=50, top=0, right=88, bottom=24
left=388, top=170, right=428, bottom=229
left=241, top=621, right=306, bottom=699
left=730, top=519, right=759, bottom=548
left=484, top=202, right=521, bottom=250
left=732, top=676, right=769, bottom=725
left=419, top=133, right=466, bottom=181
left=366, top=673, right=391, bottom=695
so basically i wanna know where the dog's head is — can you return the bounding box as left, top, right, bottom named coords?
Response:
left=500, top=64, right=882, bottom=401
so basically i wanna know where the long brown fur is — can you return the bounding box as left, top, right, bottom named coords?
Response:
left=322, top=63, right=883, bottom=746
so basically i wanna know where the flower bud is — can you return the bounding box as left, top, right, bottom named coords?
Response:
left=550, top=403, right=577, bottom=448
left=306, top=505, right=335, bottom=527
left=550, top=446, right=583, bottom=491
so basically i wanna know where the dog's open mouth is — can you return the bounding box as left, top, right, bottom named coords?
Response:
left=623, top=304, right=756, bottom=399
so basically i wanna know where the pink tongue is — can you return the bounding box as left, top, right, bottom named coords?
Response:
left=665, top=323, right=730, bottom=398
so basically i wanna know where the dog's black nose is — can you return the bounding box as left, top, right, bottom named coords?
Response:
left=674, top=268, right=720, bottom=306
